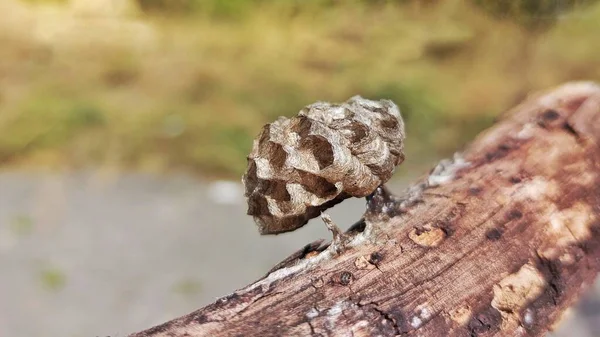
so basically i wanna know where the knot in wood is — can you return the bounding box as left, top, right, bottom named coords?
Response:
left=368, top=251, right=383, bottom=265
left=243, top=96, right=405, bottom=234
left=339, top=271, right=353, bottom=285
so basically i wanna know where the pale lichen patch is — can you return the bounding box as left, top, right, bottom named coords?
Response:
left=410, top=316, right=422, bottom=329
left=449, top=304, right=472, bottom=326
left=491, top=264, right=546, bottom=332
left=354, top=255, right=376, bottom=270
left=516, top=123, right=536, bottom=140
left=427, top=153, right=470, bottom=187
left=396, top=153, right=470, bottom=211
left=327, top=301, right=347, bottom=317
left=399, top=182, right=428, bottom=209
left=350, top=320, right=371, bottom=335
left=312, top=277, right=325, bottom=288
left=513, top=177, right=559, bottom=202
left=325, top=301, right=350, bottom=331
left=492, top=264, right=546, bottom=314
left=514, top=326, right=528, bottom=337
left=549, top=202, right=594, bottom=247
left=559, top=252, right=575, bottom=265
left=410, top=303, right=433, bottom=329
left=538, top=81, right=600, bottom=109
left=249, top=248, right=335, bottom=292
left=417, top=304, right=433, bottom=320
left=495, top=194, right=511, bottom=207
left=537, top=247, right=560, bottom=260
left=306, top=307, right=320, bottom=319
left=522, top=308, right=535, bottom=328
left=408, top=224, right=446, bottom=247
left=347, top=230, right=371, bottom=247
left=562, top=162, right=596, bottom=185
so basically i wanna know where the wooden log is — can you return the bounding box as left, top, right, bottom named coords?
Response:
left=130, top=82, right=600, bottom=337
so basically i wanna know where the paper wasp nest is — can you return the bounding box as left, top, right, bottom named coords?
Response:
left=243, top=96, right=405, bottom=234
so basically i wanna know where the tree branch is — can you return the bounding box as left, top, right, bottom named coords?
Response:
left=130, top=82, right=600, bottom=337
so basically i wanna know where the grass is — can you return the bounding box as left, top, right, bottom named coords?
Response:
left=38, top=266, right=67, bottom=292
left=172, top=278, right=203, bottom=296
left=10, top=214, right=34, bottom=237
left=1, top=0, right=600, bottom=178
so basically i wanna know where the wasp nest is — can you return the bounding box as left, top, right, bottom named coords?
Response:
left=243, top=96, right=405, bottom=234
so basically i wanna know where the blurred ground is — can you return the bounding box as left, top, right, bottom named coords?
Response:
left=0, top=170, right=378, bottom=337
left=0, top=171, right=599, bottom=337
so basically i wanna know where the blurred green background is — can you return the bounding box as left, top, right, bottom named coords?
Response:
left=1, top=0, right=599, bottom=178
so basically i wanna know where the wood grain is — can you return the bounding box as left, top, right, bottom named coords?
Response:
left=131, top=82, right=600, bottom=337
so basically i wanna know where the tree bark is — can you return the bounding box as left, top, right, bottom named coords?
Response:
left=130, top=82, right=600, bottom=337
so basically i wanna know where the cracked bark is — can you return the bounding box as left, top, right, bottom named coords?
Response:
left=129, top=82, right=600, bottom=337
